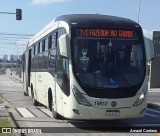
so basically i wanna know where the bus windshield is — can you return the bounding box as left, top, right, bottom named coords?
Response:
left=72, top=29, right=145, bottom=89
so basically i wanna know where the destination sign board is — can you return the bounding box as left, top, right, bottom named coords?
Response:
left=76, top=28, right=139, bottom=39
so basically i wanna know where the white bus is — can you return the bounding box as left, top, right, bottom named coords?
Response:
left=21, top=14, right=154, bottom=120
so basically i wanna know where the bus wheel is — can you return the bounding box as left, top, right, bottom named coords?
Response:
left=49, top=96, right=62, bottom=119
left=24, top=91, right=27, bottom=96
left=31, top=88, right=38, bottom=106
left=24, top=87, right=28, bottom=96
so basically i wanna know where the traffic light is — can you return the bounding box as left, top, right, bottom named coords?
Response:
left=16, top=9, right=22, bottom=20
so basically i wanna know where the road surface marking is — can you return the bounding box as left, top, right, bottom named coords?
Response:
left=38, top=108, right=53, bottom=117
left=0, top=96, right=9, bottom=105
left=0, top=83, right=22, bottom=86
left=16, top=108, right=35, bottom=117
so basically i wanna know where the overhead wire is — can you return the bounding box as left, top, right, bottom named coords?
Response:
left=0, top=32, right=33, bottom=57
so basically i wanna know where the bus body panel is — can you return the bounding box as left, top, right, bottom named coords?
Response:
left=30, top=71, right=64, bottom=115
left=31, top=71, right=53, bottom=105
left=61, top=65, right=148, bottom=120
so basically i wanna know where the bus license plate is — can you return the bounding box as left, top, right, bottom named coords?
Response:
left=105, top=110, right=120, bottom=116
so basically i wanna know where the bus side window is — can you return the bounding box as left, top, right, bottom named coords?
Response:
left=48, top=32, right=57, bottom=73
left=31, top=45, right=35, bottom=69
left=42, top=40, right=45, bottom=52
left=45, top=37, right=48, bottom=51
left=48, top=35, right=52, bottom=49
left=56, top=57, right=70, bottom=96
left=56, top=27, right=70, bottom=96
left=48, top=49, right=56, bottom=74
left=35, top=44, right=39, bottom=70
left=52, top=33, right=57, bottom=48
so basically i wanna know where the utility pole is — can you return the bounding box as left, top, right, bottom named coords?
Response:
left=138, top=0, right=142, bottom=23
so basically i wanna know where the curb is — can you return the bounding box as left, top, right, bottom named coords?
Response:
left=0, top=95, right=22, bottom=136
left=5, top=107, right=17, bottom=128
left=4, top=107, right=22, bottom=136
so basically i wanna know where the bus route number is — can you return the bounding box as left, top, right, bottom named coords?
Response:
left=94, top=101, right=107, bottom=106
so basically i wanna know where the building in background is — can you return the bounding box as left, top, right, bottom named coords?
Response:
left=10, top=55, right=18, bottom=62
left=3, top=55, right=8, bottom=62
left=150, top=31, right=160, bottom=88
left=19, top=55, right=22, bottom=61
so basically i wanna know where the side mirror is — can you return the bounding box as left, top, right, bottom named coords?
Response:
left=144, top=37, right=155, bottom=61
left=58, top=34, right=70, bottom=58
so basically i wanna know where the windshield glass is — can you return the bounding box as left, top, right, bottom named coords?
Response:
left=72, top=35, right=145, bottom=89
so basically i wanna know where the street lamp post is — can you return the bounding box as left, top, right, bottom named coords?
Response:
left=138, top=0, right=142, bottom=23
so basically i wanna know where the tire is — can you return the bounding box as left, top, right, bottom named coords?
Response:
left=52, top=110, right=62, bottom=120
left=24, top=91, right=27, bottom=96
left=49, top=95, right=62, bottom=119
left=31, top=89, right=39, bottom=106
left=24, top=86, right=28, bottom=96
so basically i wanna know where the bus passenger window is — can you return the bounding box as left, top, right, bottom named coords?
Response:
left=42, top=40, right=45, bottom=52
left=45, top=38, right=48, bottom=51
left=38, top=43, right=40, bottom=53
left=33, top=45, right=36, bottom=55
left=35, top=44, right=38, bottom=55
left=48, top=49, right=56, bottom=73
left=32, top=45, right=35, bottom=56
left=52, top=34, right=57, bottom=48
left=43, top=52, right=48, bottom=69
left=48, top=35, right=52, bottom=49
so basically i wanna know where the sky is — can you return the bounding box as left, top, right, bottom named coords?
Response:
left=0, top=0, right=159, bottom=59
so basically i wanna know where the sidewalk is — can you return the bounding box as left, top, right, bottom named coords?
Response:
left=0, top=98, right=13, bottom=133
left=0, top=103, right=9, bottom=120
left=0, top=96, right=10, bottom=119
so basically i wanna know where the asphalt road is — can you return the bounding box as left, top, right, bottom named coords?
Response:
left=0, top=69, right=159, bottom=136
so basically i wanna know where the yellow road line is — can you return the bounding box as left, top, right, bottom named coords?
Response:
left=0, top=96, right=9, bottom=105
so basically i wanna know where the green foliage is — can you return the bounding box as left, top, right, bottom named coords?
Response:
left=0, top=119, right=12, bottom=127
left=0, top=119, right=14, bottom=136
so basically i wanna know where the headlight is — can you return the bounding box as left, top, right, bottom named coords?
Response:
left=72, top=85, right=92, bottom=107
left=133, top=92, right=145, bottom=106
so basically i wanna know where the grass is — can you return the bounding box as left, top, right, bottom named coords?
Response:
left=0, top=119, right=14, bottom=136
left=0, top=119, right=12, bottom=127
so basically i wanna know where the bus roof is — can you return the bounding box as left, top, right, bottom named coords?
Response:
left=55, top=14, right=140, bottom=28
